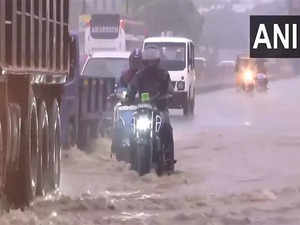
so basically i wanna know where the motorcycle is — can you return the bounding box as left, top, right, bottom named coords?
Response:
left=110, top=88, right=136, bottom=162
left=130, top=92, right=175, bottom=176
left=241, top=70, right=255, bottom=93
left=255, top=73, right=268, bottom=92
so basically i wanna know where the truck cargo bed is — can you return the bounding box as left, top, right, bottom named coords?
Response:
left=0, top=0, right=70, bottom=75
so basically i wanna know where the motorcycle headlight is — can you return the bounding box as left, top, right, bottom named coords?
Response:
left=244, top=71, right=254, bottom=82
left=177, top=81, right=185, bottom=91
left=136, top=116, right=151, bottom=131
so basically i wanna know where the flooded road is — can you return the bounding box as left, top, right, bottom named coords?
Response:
left=2, top=78, right=300, bottom=225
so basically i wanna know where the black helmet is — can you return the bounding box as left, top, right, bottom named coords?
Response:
left=142, top=47, right=160, bottom=69
left=129, top=48, right=143, bottom=71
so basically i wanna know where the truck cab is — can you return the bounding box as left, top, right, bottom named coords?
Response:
left=143, top=37, right=196, bottom=116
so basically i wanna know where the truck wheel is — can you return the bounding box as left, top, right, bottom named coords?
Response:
left=4, top=105, right=22, bottom=207
left=6, top=91, right=38, bottom=207
left=23, top=93, right=39, bottom=204
left=2, top=106, right=11, bottom=194
left=0, top=123, right=3, bottom=191
left=36, top=101, right=50, bottom=196
left=48, top=99, right=61, bottom=191
left=8, top=104, right=21, bottom=171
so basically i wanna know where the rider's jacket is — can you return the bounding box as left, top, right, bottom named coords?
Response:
left=127, top=66, right=172, bottom=111
left=120, top=68, right=138, bottom=88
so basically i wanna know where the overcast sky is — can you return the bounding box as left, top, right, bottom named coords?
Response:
left=234, top=0, right=275, bottom=11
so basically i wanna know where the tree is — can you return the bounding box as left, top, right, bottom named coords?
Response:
left=201, top=7, right=248, bottom=50
left=129, top=0, right=204, bottom=43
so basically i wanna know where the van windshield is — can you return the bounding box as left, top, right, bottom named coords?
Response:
left=144, top=42, right=186, bottom=71
left=82, top=58, right=129, bottom=78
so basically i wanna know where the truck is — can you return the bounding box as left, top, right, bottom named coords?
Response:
left=0, top=0, right=71, bottom=207
left=61, top=34, right=115, bottom=150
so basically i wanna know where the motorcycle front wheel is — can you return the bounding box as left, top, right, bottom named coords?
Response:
left=136, top=144, right=152, bottom=176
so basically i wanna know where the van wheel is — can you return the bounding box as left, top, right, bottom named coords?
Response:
left=190, top=91, right=195, bottom=116
left=48, top=99, right=61, bottom=191
left=183, top=96, right=190, bottom=116
left=36, top=101, right=50, bottom=196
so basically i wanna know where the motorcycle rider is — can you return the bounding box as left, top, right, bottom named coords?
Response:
left=235, top=56, right=256, bottom=90
left=256, top=60, right=269, bottom=88
left=120, top=48, right=143, bottom=88
left=127, top=47, right=176, bottom=171
left=110, top=49, right=142, bottom=161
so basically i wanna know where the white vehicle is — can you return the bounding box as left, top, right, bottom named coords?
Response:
left=84, top=26, right=126, bottom=53
left=80, top=14, right=146, bottom=58
left=143, top=37, right=196, bottom=116
left=81, top=51, right=130, bottom=80
left=84, top=14, right=126, bottom=54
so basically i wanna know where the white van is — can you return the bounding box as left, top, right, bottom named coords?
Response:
left=143, top=37, right=196, bottom=116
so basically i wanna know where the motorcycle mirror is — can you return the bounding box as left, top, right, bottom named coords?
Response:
left=116, top=88, right=128, bottom=102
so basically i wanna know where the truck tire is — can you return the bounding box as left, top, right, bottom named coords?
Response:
left=8, top=104, right=21, bottom=171
left=48, top=99, right=61, bottom=191
left=2, top=106, right=11, bottom=194
left=0, top=123, right=3, bottom=191
left=36, top=101, right=50, bottom=196
left=5, top=91, right=38, bottom=207
left=22, top=92, right=39, bottom=205
left=4, top=105, right=21, bottom=207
